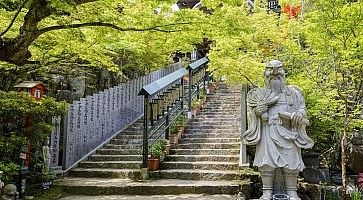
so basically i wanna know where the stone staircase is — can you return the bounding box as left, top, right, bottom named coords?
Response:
left=151, top=84, right=245, bottom=182
left=67, top=120, right=144, bottom=179
left=56, top=83, right=255, bottom=198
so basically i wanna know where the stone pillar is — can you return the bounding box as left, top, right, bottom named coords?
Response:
left=240, top=84, right=249, bottom=167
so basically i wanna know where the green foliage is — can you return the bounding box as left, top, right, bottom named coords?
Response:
left=0, top=91, right=66, bottom=183
left=351, top=189, right=363, bottom=200
left=0, top=162, right=19, bottom=183
left=149, top=139, right=165, bottom=159
left=169, top=123, right=178, bottom=135
left=277, top=0, right=363, bottom=153
left=175, top=114, right=185, bottom=127
left=191, top=99, right=200, bottom=109
left=40, top=167, right=56, bottom=182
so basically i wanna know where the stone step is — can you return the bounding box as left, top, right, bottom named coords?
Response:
left=56, top=178, right=249, bottom=195
left=104, top=144, right=142, bottom=149
left=189, top=121, right=240, bottom=127
left=206, top=97, right=240, bottom=100
left=194, top=113, right=239, bottom=117
left=191, top=117, right=239, bottom=122
left=89, top=154, right=142, bottom=161
left=149, top=169, right=246, bottom=181
left=199, top=111, right=240, bottom=115
left=110, top=139, right=142, bottom=145
left=177, top=143, right=240, bottom=149
left=170, top=149, right=240, bottom=155
left=78, top=161, right=141, bottom=169
left=166, top=155, right=239, bottom=162
left=181, top=133, right=240, bottom=138
left=185, top=125, right=239, bottom=130
left=191, top=114, right=240, bottom=119
left=179, top=138, right=239, bottom=144
left=68, top=168, right=141, bottom=179
left=183, top=128, right=240, bottom=134
left=96, top=149, right=140, bottom=155
left=115, top=135, right=143, bottom=139
left=201, top=107, right=241, bottom=111
left=201, top=109, right=240, bottom=113
left=120, top=130, right=143, bottom=135
left=161, top=161, right=239, bottom=170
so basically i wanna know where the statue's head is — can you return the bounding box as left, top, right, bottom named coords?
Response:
left=264, top=60, right=285, bottom=93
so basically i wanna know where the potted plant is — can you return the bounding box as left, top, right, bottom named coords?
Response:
left=192, top=99, right=201, bottom=116
left=161, top=139, right=171, bottom=156
left=169, top=124, right=179, bottom=145
left=148, top=142, right=163, bottom=171
left=39, top=168, right=55, bottom=190
left=199, top=92, right=207, bottom=108
left=176, top=115, right=186, bottom=138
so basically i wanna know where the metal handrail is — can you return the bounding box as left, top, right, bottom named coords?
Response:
left=139, top=68, right=187, bottom=169
left=187, top=57, right=209, bottom=118
left=139, top=57, right=210, bottom=174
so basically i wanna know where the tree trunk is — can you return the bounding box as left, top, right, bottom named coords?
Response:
left=341, top=98, right=348, bottom=198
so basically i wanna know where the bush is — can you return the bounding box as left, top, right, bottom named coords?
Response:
left=0, top=162, right=19, bottom=183
left=0, top=91, right=66, bottom=184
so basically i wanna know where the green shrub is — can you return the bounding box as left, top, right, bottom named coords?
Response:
left=0, top=162, right=19, bottom=183
left=0, top=91, right=66, bottom=184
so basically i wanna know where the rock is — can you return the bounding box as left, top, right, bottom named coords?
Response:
left=297, top=182, right=322, bottom=200
left=302, top=152, right=320, bottom=169
left=302, top=168, right=330, bottom=184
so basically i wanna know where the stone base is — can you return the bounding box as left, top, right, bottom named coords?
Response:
left=140, top=168, right=148, bottom=180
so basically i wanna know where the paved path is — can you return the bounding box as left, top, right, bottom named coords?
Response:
left=59, top=194, right=238, bottom=200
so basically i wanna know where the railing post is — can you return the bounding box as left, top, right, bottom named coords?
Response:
left=165, top=114, right=170, bottom=140
left=141, top=95, right=149, bottom=180
left=206, top=71, right=210, bottom=94
left=240, top=84, right=249, bottom=167
left=197, top=73, right=200, bottom=100
left=188, top=68, right=193, bottom=119
left=203, top=67, right=206, bottom=94
left=180, top=78, right=184, bottom=110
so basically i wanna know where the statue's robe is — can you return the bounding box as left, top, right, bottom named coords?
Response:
left=242, top=86, right=314, bottom=171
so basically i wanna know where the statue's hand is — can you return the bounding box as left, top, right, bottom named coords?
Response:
left=291, top=112, right=303, bottom=124
left=255, top=104, right=268, bottom=115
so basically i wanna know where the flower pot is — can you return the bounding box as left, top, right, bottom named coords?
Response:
left=178, top=126, right=185, bottom=138
left=192, top=110, right=196, bottom=117
left=148, top=158, right=159, bottom=171
left=40, top=181, right=53, bottom=190
left=164, top=144, right=171, bottom=156
left=194, top=106, right=201, bottom=115
left=169, top=134, right=178, bottom=145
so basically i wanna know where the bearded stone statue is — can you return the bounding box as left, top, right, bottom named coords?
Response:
left=242, top=60, right=314, bottom=200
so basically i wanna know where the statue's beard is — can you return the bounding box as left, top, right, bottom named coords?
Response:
left=267, top=77, right=284, bottom=94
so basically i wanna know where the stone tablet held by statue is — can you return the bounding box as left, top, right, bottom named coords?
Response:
left=242, top=60, right=314, bottom=200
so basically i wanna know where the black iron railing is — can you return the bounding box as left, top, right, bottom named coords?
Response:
left=138, top=57, right=210, bottom=174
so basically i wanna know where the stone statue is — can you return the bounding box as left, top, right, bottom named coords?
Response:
left=242, top=60, right=314, bottom=200
left=42, top=138, right=51, bottom=169
left=0, top=171, right=4, bottom=197
left=0, top=184, right=19, bottom=200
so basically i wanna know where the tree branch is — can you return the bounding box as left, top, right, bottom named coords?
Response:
left=237, top=69, right=257, bottom=87
left=37, top=22, right=191, bottom=35
left=0, top=0, right=30, bottom=37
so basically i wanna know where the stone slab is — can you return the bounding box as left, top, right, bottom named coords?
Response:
left=59, top=194, right=239, bottom=200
